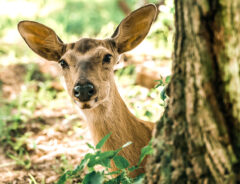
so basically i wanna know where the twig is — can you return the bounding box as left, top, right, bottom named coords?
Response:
left=0, top=162, right=16, bottom=168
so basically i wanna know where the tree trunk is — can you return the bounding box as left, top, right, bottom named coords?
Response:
left=145, top=0, right=240, bottom=183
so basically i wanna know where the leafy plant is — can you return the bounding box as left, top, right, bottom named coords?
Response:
left=57, top=133, right=153, bottom=184
left=155, top=75, right=171, bottom=89
left=0, top=63, right=61, bottom=170
left=155, top=75, right=171, bottom=102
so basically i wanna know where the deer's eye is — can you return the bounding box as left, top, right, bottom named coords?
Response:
left=103, top=54, right=112, bottom=64
left=59, top=59, right=69, bottom=69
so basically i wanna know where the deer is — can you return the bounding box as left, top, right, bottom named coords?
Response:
left=18, top=4, right=157, bottom=177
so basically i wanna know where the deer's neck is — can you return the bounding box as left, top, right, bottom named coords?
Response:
left=80, top=78, right=153, bottom=169
left=81, top=80, right=137, bottom=148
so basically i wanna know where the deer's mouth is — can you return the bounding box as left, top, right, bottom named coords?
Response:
left=82, top=103, right=91, bottom=109
left=74, top=97, right=98, bottom=109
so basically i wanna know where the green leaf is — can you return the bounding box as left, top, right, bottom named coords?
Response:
left=128, top=166, right=138, bottom=172
left=113, top=155, right=130, bottom=169
left=121, top=174, right=133, bottom=184
left=72, top=154, right=90, bottom=174
left=154, top=79, right=163, bottom=88
left=155, top=84, right=161, bottom=88
left=105, top=170, right=122, bottom=175
left=133, top=173, right=145, bottom=184
left=87, top=150, right=118, bottom=168
left=104, top=174, right=122, bottom=184
left=86, top=142, right=95, bottom=150
left=99, top=150, right=119, bottom=168
left=83, top=171, right=103, bottom=184
left=57, top=171, right=70, bottom=184
left=144, top=110, right=153, bottom=118
left=165, top=76, right=171, bottom=84
left=106, top=172, right=132, bottom=184
left=160, top=87, right=166, bottom=100
left=100, top=157, right=111, bottom=168
left=57, top=153, right=91, bottom=184
left=96, top=133, right=111, bottom=149
left=137, top=143, right=153, bottom=166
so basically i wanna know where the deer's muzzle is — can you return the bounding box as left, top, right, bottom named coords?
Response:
left=73, top=82, right=96, bottom=102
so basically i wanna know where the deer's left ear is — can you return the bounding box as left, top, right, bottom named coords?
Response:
left=18, top=21, right=65, bottom=61
left=111, top=4, right=157, bottom=54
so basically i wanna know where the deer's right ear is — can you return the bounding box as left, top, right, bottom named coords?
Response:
left=111, top=4, right=157, bottom=54
left=18, top=21, right=65, bottom=61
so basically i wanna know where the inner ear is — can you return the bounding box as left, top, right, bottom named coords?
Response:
left=18, top=21, right=65, bottom=61
left=111, top=4, right=157, bottom=54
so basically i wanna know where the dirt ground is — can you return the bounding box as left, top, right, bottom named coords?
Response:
left=0, top=117, right=92, bottom=183
left=0, top=63, right=93, bottom=184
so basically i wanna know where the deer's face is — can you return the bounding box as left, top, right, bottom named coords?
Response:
left=60, top=39, right=118, bottom=109
left=18, top=4, right=157, bottom=109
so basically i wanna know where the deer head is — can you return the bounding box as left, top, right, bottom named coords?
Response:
left=18, top=4, right=157, bottom=110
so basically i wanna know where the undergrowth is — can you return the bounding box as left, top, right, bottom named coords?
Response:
left=57, top=133, right=153, bottom=184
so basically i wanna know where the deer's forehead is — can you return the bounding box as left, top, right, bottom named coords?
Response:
left=72, top=38, right=102, bottom=53
left=64, top=46, right=109, bottom=63
left=66, top=38, right=114, bottom=54
left=63, top=38, right=116, bottom=63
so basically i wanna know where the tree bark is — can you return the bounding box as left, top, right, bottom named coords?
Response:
left=145, top=0, right=240, bottom=183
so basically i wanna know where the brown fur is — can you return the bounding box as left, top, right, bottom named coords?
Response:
left=84, top=81, right=154, bottom=177
left=18, top=4, right=157, bottom=177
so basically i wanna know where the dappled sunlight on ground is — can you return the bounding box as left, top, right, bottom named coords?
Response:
left=0, top=63, right=92, bottom=183
left=0, top=99, right=93, bottom=183
left=0, top=115, right=92, bottom=183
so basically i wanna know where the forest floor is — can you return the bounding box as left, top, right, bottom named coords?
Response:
left=0, top=62, right=93, bottom=183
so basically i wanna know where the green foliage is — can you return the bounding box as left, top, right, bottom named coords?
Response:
left=113, top=155, right=130, bottom=170
left=0, top=0, right=174, bottom=63
left=137, top=140, right=153, bottom=166
left=148, top=0, right=174, bottom=58
left=28, top=174, right=38, bottom=184
left=155, top=76, right=171, bottom=89
left=155, top=75, right=171, bottom=102
left=56, top=155, right=74, bottom=175
left=83, top=171, right=104, bottom=184
left=96, top=133, right=111, bottom=150
left=115, top=65, right=169, bottom=122
left=57, top=134, right=153, bottom=184
left=8, top=152, right=31, bottom=169
left=50, top=0, right=124, bottom=36
left=0, top=63, right=65, bottom=169
left=0, top=93, right=32, bottom=169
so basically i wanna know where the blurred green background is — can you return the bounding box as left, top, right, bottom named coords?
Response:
left=0, top=0, right=174, bottom=182
left=0, top=0, right=173, bottom=63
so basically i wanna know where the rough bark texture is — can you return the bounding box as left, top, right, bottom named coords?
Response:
left=145, top=0, right=240, bottom=183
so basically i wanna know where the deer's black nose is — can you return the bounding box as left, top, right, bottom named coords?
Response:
left=73, top=82, right=96, bottom=102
